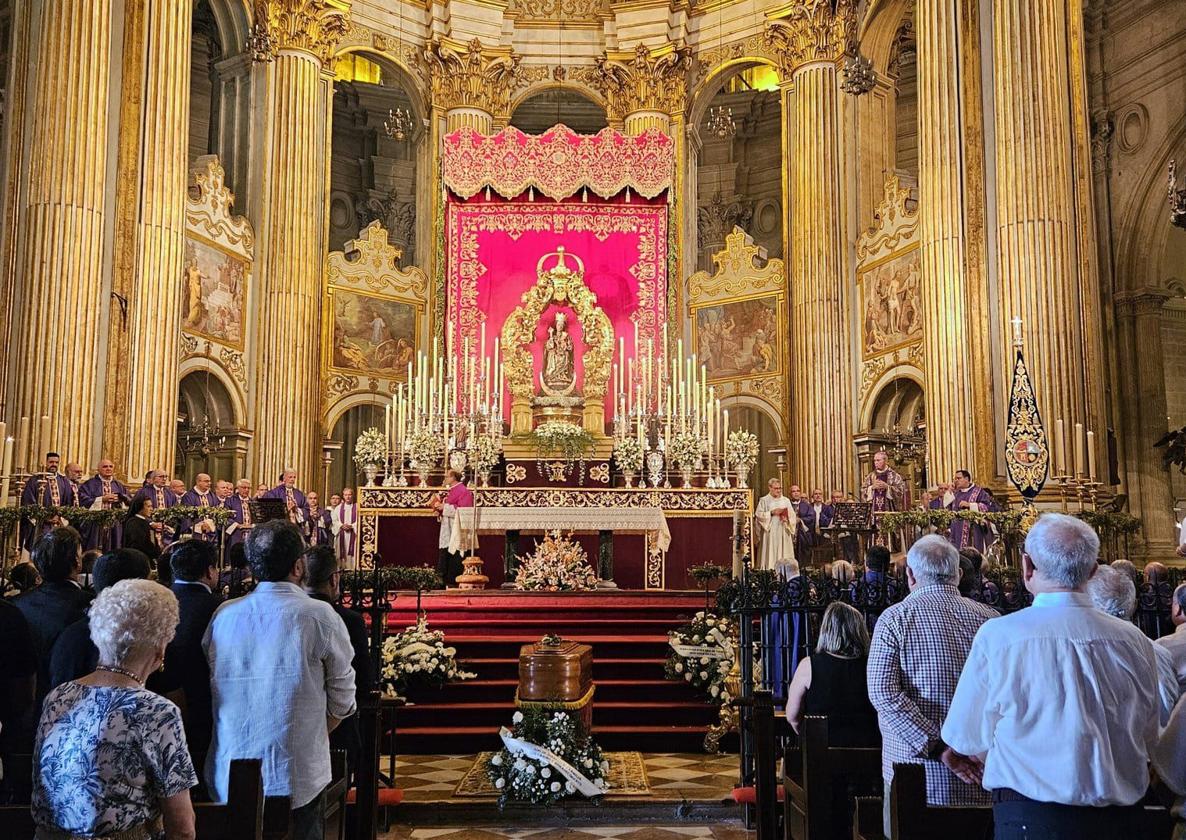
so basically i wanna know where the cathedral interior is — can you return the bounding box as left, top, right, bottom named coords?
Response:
left=0, top=0, right=1184, bottom=560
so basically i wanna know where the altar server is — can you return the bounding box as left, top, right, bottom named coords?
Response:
left=77, top=459, right=131, bottom=551
left=180, top=473, right=219, bottom=542
left=331, top=488, right=360, bottom=569
left=20, top=452, right=77, bottom=550
left=945, top=470, right=998, bottom=552
left=263, top=469, right=310, bottom=533
left=754, top=477, right=797, bottom=574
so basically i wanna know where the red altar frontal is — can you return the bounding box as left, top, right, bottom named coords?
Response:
left=358, top=486, right=751, bottom=590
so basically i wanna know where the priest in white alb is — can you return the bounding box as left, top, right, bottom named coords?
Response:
left=331, top=487, right=360, bottom=570
left=755, top=477, right=798, bottom=575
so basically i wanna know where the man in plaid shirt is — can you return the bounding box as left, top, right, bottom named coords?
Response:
left=867, top=534, right=997, bottom=834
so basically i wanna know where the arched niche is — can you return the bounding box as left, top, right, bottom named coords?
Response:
left=857, top=373, right=928, bottom=492
left=329, top=50, right=427, bottom=262
left=325, top=400, right=387, bottom=498
left=687, top=61, right=785, bottom=272
left=176, top=368, right=246, bottom=486
left=508, top=85, right=609, bottom=135
left=729, top=400, right=782, bottom=492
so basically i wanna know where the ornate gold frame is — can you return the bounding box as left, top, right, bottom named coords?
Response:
left=323, top=286, right=423, bottom=381
left=690, top=291, right=785, bottom=386
left=855, top=241, right=922, bottom=359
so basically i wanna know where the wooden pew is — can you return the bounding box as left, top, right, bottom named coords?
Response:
left=888, top=762, right=991, bottom=840
left=851, top=795, right=882, bottom=840
left=783, top=716, right=881, bottom=840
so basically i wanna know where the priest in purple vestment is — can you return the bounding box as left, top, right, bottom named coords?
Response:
left=860, top=450, right=908, bottom=512
left=20, top=452, right=77, bottom=550
left=945, top=470, right=998, bottom=552
left=788, top=485, right=815, bottom=561
left=263, top=469, right=311, bottom=536
left=331, top=488, right=360, bottom=569
left=77, top=459, right=131, bottom=551
left=223, top=479, right=256, bottom=548
left=180, top=473, right=219, bottom=542
left=306, top=491, right=327, bottom=546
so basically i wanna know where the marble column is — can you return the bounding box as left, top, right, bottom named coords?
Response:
left=992, top=0, right=1102, bottom=474
left=252, top=0, right=348, bottom=484
left=119, top=0, right=193, bottom=480
left=1116, top=291, right=1176, bottom=555
left=914, top=0, right=975, bottom=483
left=12, top=0, right=113, bottom=463
left=788, top=59, right=853, bottom=493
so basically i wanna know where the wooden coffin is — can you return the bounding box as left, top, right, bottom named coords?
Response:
left=517, top=638, right=593, bottom=703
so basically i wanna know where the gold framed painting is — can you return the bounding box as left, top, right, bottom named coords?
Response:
left=691, top=293, right=784, bottom=383
left=857, top=243, right=922, bottom=358
left=326, top=286, right=421, bottom=379
left=181, top=234, right=250, bottom=350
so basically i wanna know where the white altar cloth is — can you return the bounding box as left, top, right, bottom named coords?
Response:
left=449, top=505, right=671, bottom=554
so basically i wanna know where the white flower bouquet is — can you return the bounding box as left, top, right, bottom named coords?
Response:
left=532, top=420, right=594, bottom=462
left=380, top=615, right=476, bottom=696
left=408, top=428, right=445, bottom=470
left=726, top=429, right=759, bottom=474
left=668, top=430, right=705, bottom=471
left=612, top=435, right=644, bottom=474
left=664, top=610, right=736, bottom=706
left=515, top=530, right=599, bottom=591
left=468, top=432, right=502, bottom=475
left=352, top=427, right=388, bottom=470
left=486, top=708, right=609, bottom=807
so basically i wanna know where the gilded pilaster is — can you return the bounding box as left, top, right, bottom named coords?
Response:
left=591, top=43, right=692, bottom=132
left=991, top=0, right=1101, bottom=473
left=252, top=0, right=348, bottom=483
left=12, top=0, right=112, bottom=462
left=767, top=0, right=856, bottom=492
left=110, top=0, right=193, bottom=479
left=914, top=0, right=974, bottom=483
left=420, top=38, right=524, bottom=133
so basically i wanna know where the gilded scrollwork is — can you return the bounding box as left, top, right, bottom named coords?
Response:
left=186, top=156, right=254, bottom=256
left=1003, top=351, right=1050, bottom=499
left=219, top=348, right=248, bottom=387
left=326, top=221, right=428, bottom=298
left=251, top=0, right=350, bottom=65
left=592, top=43, right=693, bottom=122
left=419, top=37, right=526, bottom=118
left=764, top=0, right=857, bottom=75
left=326, top=373, right=360, bottom=401
left=688, top=227, right=785, bottom=301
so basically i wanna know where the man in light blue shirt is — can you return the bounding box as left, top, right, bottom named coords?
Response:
left=204, top=520, right=356, bottom=840
left=941, top=513, right=1159, bottom=840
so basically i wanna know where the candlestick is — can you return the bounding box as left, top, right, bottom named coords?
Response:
left=38, top=415, right=50, bottom=464
left=1074, top=422, right=1086, bottom=477
left=1055, top=418, right=1066, bottom=476
left=1086, top=430, right=1097, bottom=481
left=0, top=436, right=12, bottom=508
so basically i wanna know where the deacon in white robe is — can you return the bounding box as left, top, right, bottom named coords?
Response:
left=754, top=477, right=798, bottom=575
left=331, top=487, right=360, bottom=570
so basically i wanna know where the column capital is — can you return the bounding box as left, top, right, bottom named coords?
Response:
left=1115, top=287, right=1172, bottom=316
left=418, top=37, right=524, bottom=124
left=591, top=42, right=692, bottom=127
left=763, top=0, right=856, bottom=75
left=250, top=0, right=351, bottom=65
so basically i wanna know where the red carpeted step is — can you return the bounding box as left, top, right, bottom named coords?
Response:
left=396, top=700, right=716, bottom=728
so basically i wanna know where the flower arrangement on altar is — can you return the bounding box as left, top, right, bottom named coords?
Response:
left=408, top=427, right=445, bottom=471
left=353, top=427, right=388, bottom=470
left=665, top=610, right=736, bottom=706
left=725, top=429, right=759, bottom=475
left=611, top=434, right=644, bottom=475
left=515, top=530, right=599, bottom=591
left=668, top=431, right=704, bottom=469
left=486, top=708, right=609, bottom=807
left=532, top=421, right=593, bottom=462
left=380, top=615, right=476, bottom=697
left=467, top=432, right=502, bottom=482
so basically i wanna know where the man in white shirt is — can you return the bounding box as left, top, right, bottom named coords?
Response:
left=204, top=520, right=357, bottom=840
left=942, top=513, right=1159, bottom=839
left=1157, top=584, right=1186, bottom=694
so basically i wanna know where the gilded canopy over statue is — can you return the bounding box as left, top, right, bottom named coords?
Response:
left=500, top=246, right=613, bottom=436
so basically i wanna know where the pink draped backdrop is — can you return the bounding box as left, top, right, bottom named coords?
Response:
left=446, top=194, right=668, bottom=421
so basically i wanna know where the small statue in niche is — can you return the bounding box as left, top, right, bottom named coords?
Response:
left=540, top=311, right=576, bottom=396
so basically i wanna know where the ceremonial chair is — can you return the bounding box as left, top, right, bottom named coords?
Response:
left=783, top=716, right=881, bottom=840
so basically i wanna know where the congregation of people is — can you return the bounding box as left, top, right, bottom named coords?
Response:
left=770, top=512, right=1186, bottom=839
left=0, top=516, right=371, bottom=840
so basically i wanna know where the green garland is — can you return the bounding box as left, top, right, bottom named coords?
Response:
left=154, top=505, right=234, bottom=528
left=879, top=507, right=1141, bottom=543
left=340, top=565, right=443, bottom=593
left=690, top=563, right=730, bottom=584
left=0, top=505, right=126, bottom=531
left=1074, top=510, right=1142, bottom=538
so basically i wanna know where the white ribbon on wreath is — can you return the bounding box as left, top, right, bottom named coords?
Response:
left=668, top=641, right=731, bottom=661
left=498, top=726, right=606, bottom=797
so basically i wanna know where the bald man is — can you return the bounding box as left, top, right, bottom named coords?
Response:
left=180, top=473, right=219, bottom=542
left=77, top=459, right=132, bottom=551
left=262, top=469, right=311, bottom=534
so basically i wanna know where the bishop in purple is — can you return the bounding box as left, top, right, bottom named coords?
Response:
left=77, top=459, right=131, bottom=551
left=945, top=470, right=998, bottom=552
left=20, top=452, right=77, bottom=550
left=861, top=450, right=908, bottom=512
left=263, top=469, right=311, bottom=535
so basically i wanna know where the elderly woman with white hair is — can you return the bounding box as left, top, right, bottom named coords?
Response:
left=33, top=579, right=197, bottom=840
left=1087, top=563, right=1180, bottom=725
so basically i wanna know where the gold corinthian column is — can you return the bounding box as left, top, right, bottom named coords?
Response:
left=251, top=0, right=349, bottom=484
left=11, top=0, right=113, bottom=463
left=914, top=0, right=980, bottom=483
left=115, top=0, right=194, bottom=480
left=767, top=1, right=856, bottom=494
left=992, top=0, right=1102, bottom=471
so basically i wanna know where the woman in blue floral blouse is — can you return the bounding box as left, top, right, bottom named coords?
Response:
left=33, top=579, right=197, bottom=840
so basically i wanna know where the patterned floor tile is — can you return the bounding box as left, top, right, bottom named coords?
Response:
left=379, top=827, right=751, bottom=840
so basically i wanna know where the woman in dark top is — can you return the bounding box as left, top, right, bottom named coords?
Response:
left=785, top=601, right=879, bottom=747
left=122, top=497, right=162, bottom=563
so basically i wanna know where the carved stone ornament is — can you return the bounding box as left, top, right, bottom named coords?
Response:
left=250, top=0, right=350, bottom=65
left=326, top=221, right=428, bottom=298
left=857, top=172, right=919, bottom=265
left=509, top=0, right=607, bottom=25
left=764, top=0, right=857, bottom=75
left=697, top=193, right=753, bottom=256
left=592, top=43, right=693, bottom=122
left=419, top=37, right=525, bottom=118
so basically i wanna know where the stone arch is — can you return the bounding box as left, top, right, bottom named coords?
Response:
left=729, top=397, right=784, bottom=488
left=859, top=0, right=915, bottom=74
left=205, top=0, right=252, bottom=56
left=332, top=46, right=430, bottom=123
left=859, top=366, right=924, bottom=432
left=323, top=391, right=389, bottom=435
left=1114, top=120, right=1186, bottom=294
left=508, top=81, right=610, bottom=130
left=177, top=357, right=246, bottom=427
left=687, top=57, right=782, bottom=131
left=324, top=396, right=389, bottom=495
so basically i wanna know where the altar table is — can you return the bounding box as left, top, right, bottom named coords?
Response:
left=359, top=486, right=752, bottom=590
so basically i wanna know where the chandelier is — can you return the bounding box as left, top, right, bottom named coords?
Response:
left=182, top=414, right=226, bottom=457
left=707, top=104, right=737, bottom=139
left=840, top=53, right=876, bottom=96
left=1170, top=160, right=1186, bottom=230
left=885, top=422, right=927, bottom=465
left=385, top=107, right=411, bottom=142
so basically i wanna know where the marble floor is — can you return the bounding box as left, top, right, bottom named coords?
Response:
left=389, top=752, right=740, bottom=803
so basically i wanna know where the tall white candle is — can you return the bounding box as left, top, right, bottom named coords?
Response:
left=1074, top=422, right=1086, bottom=477
left=446, top=318, right=454, bottom=359
left=1087, top=430, right=1097, bottom=481
left=480, top=322, right=486, bottom=357
left=38, top=415, right=50, bottom=464
left=1054, top=418, right=1065, bottom=475
left=0, top=436, right=12, bottom=508
left=15, top=416, right=29, bottom=473
left=722, top=409, right=729, bottom=452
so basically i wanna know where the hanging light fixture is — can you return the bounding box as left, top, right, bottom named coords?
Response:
left=1170, top=160, right=1186, bottom=230
left=705, top=4, right=736, bottom=139
left=385, top=4, right=412, bottom=142
left=183, top=370, right=227, bottom=457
